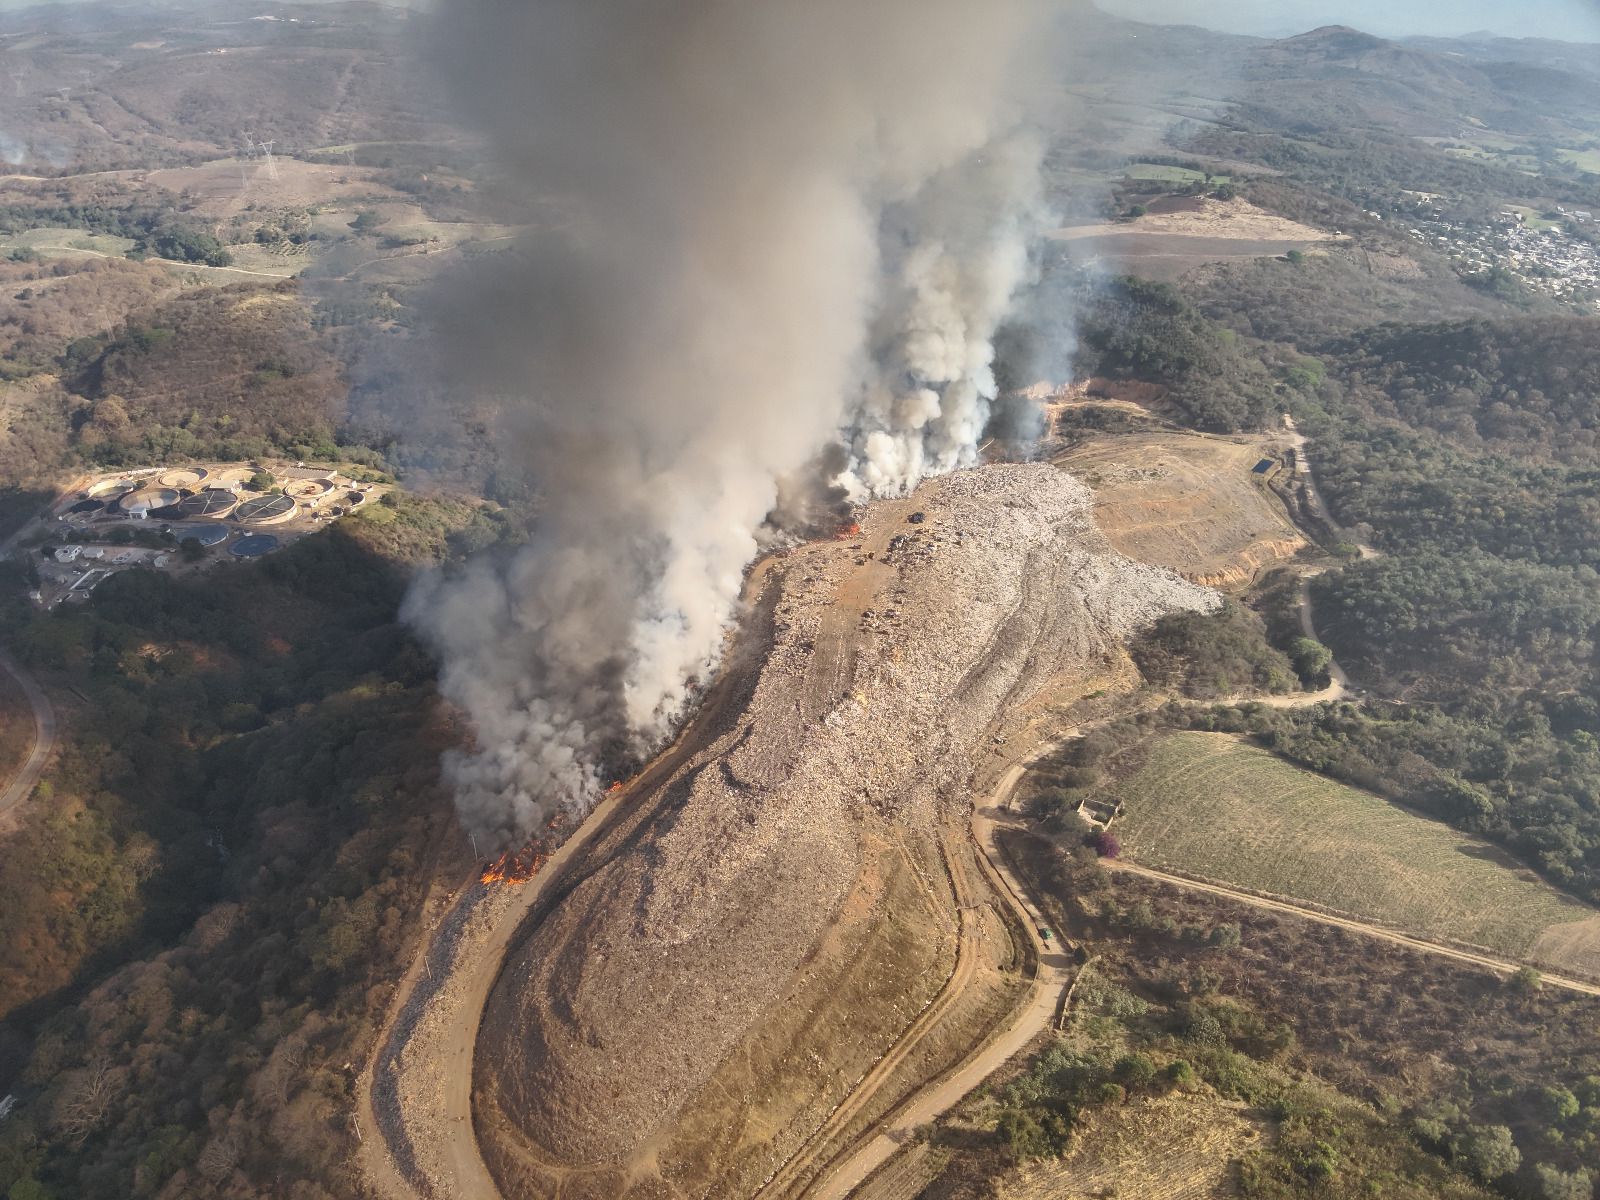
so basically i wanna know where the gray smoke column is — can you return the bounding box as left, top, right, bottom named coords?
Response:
left=406, top=0, right=1063, bottom=846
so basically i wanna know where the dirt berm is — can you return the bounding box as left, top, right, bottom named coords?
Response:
left=475, top=463, right=1217, bottom=1196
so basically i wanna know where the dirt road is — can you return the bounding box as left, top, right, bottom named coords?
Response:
left=358, top=785, right=633, bottom=1200
left=808, top=765, right=1076, bottom=1200
left=0, top=648, right=56, bottom=822
left=0, top=478, right=81, bottom=827
left=1107, top=859, right=1600, bottom=998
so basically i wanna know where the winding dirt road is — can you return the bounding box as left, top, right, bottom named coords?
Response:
left=0, top=648, right=55, bottom=821
left=755, top=833, right=984, bottom=1200
left=356, top=424, right=1390, bottom=1200
left=806, top=764, right=1076, bottom=1200
left=0, top=481, right=80, bottom=826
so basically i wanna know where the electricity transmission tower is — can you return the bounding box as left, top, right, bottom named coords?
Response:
left=242, top=132, right=280, bottom=184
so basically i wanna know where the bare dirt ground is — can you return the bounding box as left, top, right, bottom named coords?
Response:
left=1047, top=197, right=1345, bottom=281
left=353, top=416, right=1400, bottom=1200
left=357, top=569, right=787, bottom=1200
left=357, top=464, right=1217, bottom=1200
left=145, top=157, right=407, bottom=218
left=472, top=466, right=1214, bottom=1199
left=1053, top=428, right=1306, bottom=590
left=811, top=787, right=1082, bottom=1200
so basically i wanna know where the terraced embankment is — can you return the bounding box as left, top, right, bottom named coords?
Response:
left=471, top=464, right=1216, bottom=1199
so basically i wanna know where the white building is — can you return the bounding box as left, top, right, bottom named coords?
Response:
left=54, top=545, right=81, bottom=563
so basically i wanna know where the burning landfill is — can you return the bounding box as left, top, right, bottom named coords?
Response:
left=406, top=0, right=1069, bottom=848
left=478, top=811, right=569, bottom=886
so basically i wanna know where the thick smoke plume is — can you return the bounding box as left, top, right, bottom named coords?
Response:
left=406, top=0, right=1062, bottom=845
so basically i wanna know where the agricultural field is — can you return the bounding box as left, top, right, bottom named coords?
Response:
left=1561, top=147, right=1600, bottom=175
left=1123, top=162, right=1230, bottom=184
left=1110, top=733, right=1600, bottom=976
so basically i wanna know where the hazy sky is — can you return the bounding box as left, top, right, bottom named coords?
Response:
left=1099, top=0, right=1600, bottom=41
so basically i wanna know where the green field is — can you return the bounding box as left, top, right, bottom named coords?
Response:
left=1561, top=148, right=1600, bottom=175
left=1123, top=162, right=1230, bottom=184
left=0, top=226, right=136, bottom=258
left=1504, top=204, right=1563, bottom=232
left=1108, top=732, right=1600, bottom=970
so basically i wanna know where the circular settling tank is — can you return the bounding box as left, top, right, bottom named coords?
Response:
left=288, top=479, right=334, bottom=504
left=230, top=533, right=281, bottom=557
left=213, top=467, right=257, bottom=491
left=158, top=467, right=209, bottom=489
left=172, top=524, right=230, bottom=548
left=177, top=488, right=239, bottom=519
left=118, top=487, right=181, bottom=516
left=235, top=494, right=297, bottom=524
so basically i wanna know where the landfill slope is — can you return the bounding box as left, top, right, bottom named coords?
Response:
left=475, top=463, right=1218, bottom=1188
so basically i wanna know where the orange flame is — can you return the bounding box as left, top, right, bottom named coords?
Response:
left=607, top=781, right=624, bottom=793
left=480, top=844, right=547, bottom=886
left=835, top=522, right=861, bottom=540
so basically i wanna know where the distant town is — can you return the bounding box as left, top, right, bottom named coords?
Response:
left=1397, top=202, right=1600, bottom=309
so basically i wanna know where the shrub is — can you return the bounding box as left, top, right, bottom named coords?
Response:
left=1165, top=1059, right=1197, bottom=1088
left=1542, top=1085, right=1581, bottom=1124
left=1090, top=830, right=1122, bottom=859
left=1114, top=1053, right=1158, bottom=1089
left=1450, top=1124, right=1521, bottom=1182
left=1207, top=923, right=1242, bottom=950
left=1537, top=1164, right=1594, bottom=1200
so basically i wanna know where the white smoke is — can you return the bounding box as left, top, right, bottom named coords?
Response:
left=406, top=0, right=1065, bottom=846
left=844, top=132, right=1049, bottom=496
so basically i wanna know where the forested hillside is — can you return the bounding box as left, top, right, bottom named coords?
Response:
left=1276, top=315, right=1600, bottom=901
left=1326, top=318, right=1600, bottom=463
left=1075, top=277, right=1282, bottom=431
left=0, top=493, right=506, bottom=1200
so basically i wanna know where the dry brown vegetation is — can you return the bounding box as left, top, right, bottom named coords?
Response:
left=77, top=283, right=345, bottom=460
left=0, top=4, right=453, bottom=172
left=0, top=663, right=32, bottom=793
left=1005, top=1089, right=1262, bottom=1200
left=887, top=824, right=1586, bottom=1200
left=0, top=258, right=178, bottom=368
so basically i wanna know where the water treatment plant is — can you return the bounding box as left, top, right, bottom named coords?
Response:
left=22, top=460, right=390, bottom=608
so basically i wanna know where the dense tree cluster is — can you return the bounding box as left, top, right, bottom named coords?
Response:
left=1325, top=318, right=1600, bottom=466
left=1132, top=603, right=1298, bottom=699
left=0, top=203, right=232, bottom=266
left=1075, top=277, right=1283, bottom=431
left=1132, top=314, right=1600, bottom=905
